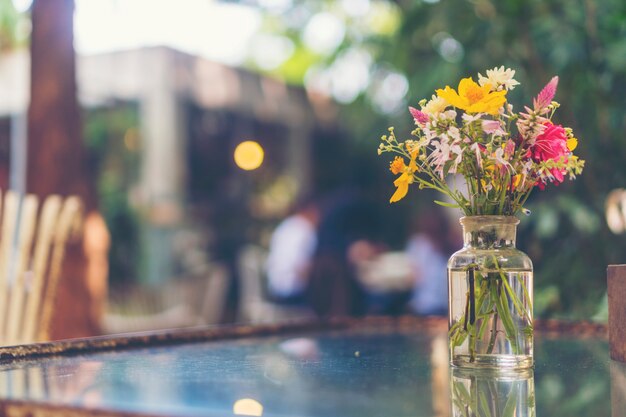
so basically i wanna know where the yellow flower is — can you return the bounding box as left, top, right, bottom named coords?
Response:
left=390, top=152, right=418, bottom=203
left=390, top=172, right=412, bottom=203
left=480, top=164, right=495, bottom=190
left=511, top=174, right=522, bottom=190
left=567, top=137, right=578, bottom=151
left=436, top=77, right=507, bottom=115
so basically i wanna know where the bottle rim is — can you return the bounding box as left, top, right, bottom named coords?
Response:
left=459, top=215, right=520, bottom=226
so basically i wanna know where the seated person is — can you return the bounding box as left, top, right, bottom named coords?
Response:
left=266, top=199, right=319, bottom=300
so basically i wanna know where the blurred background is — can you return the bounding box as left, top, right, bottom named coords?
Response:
left=0, top=0, right=623, bottom=333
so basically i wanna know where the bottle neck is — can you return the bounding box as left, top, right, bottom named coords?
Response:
left=460, top=216, right=519, bottom=249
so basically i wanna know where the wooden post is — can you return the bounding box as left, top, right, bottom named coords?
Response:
left=611, top=360, right=626, bottom=417
left=608, top=265, right=626, bottom=362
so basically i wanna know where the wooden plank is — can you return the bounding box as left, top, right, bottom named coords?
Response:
left=38, top=197, right=82, bottom=342
left=608, top=265, right=626, bottom=361
left=5, top=194, right=38, bottom=345
left=22, top=195, right=62, bottom=344
left=611, top=361, right=626, bottom=417
left=0, top=192, right=18, bottom=345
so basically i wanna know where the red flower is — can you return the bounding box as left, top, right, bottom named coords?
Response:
left=530, top=122, right=569, bottom=186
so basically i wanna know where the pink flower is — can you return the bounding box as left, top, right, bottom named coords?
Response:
left=482, top=120, right=505, bottom=135
left=533, top=76, right=558, bottom=111
left=530, top=122, right=568, bottom=162
left=409, top=106, right=429, bottom=125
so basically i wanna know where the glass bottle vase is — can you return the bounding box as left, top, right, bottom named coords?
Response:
left=448, top=216, right=533, bottom=369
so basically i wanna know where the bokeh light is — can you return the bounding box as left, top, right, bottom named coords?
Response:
left=250, top=34, right=295, bottom=70
left=234, top=141, right=265, bottom=171
left=431, top=32, right=464, bottom=63
left=341, top=0, right=371, bottom=17
left=305, top=48, right=372, bottom=104
left=233, top=398, right=264, bottom=416
left=368, top=69, right=408, bottom=114
left=11, top=0, right=32, bottom=13
left=606, top=189, right=626, bottom=234
left=302, top=12, right=346, bottom=55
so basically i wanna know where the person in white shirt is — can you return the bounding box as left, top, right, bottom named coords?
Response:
left=266, top=200, right=319, bottom=300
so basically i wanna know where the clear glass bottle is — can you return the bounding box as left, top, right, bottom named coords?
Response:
left=448, top=216, right=533, bottom=369
left=451, top=368, right=536, bottom=417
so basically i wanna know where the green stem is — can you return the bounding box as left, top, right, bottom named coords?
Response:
left=495, top=278, right=520, bottom=354
left=467, top=267, right=477, bottom=362
left=487, top=309, right=498, bottom=354
left=502, top=276, right=527, bottom=318
left=494, top=256, right=533, bottom=323
left=463, top=291, right=470, bottom=332
left=503, top=385, right=519, bottom=417
left=469, top=267, right=476, bottom=326
left=518, top=276, right=534, bottom=324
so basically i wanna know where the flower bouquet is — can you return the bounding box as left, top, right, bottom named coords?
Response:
left=378, top=67, right=584, bottom=369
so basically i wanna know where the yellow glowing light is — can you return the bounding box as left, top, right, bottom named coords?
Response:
left=234, top=141, right=264, bottom=170
left=606, top=189, right=626, bottom=234
left=233, top=398, right=263, bottom=416
left=123, top=127, right=140, bottom=151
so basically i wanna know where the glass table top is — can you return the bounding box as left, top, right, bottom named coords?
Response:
left=0, top=320, right=616, bottom=417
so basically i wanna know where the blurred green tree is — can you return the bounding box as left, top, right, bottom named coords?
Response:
left=0, top=0, right=28, bottom=51
left=250, top=0, right=626, bottom=320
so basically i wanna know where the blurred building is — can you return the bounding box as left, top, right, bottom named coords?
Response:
left=0, top=46, right=339, bottom=286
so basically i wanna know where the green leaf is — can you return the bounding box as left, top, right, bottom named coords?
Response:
left=496, top=285, right=520, bottom=354
left=453, top=381, right=472, bottom=405
left=503, top=387, right=519, bottom=417
left=434, top=200, right=461, bottom=208
left=478, top=389, right=492, bottom=417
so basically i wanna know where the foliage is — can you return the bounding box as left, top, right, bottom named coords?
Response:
left=83, top=103, right=142, bottom=285
left=0, top=0, right=29, bottom=50
left=254, top=0, right=626, bottom=320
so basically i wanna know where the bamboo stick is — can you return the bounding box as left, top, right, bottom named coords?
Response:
left=37, top=197, right=82, bottom=342
left=0, top=374, right=5, bottom=399
left=0, top=192, right=17, bottom=344
left=22, top=195, right=62, bottom=344
left=27, top=367, right=45, bottom=400
left=11, top=367, right=25, bottom=398
left=5, top=195, right=38, bottom=345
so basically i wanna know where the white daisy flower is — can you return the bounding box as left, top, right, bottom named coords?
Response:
left=478, top=66, right=520, bottom=91
left=421, top=94, right=449, bottom=115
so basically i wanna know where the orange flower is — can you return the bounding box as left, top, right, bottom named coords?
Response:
left=389, top=156, right=406, bottom=175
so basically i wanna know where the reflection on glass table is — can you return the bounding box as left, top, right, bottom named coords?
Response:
left=0, top=318, right=615, bottom=417
left=451, top=368, right=535, bottom=417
